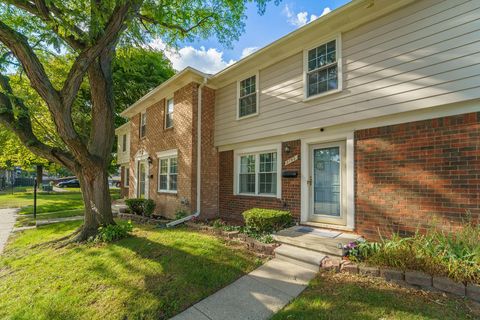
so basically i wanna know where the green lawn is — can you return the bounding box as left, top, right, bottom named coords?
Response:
left=272, top=271, right=478, bottom=320
left=0, top=188, right=120, bottom=227
left=0, top=221, right=262, bottom=320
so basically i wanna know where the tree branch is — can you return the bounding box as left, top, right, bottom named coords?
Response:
left=6, top=0, right=87, bottom=50
left=0, top=74, right=75, bottom=170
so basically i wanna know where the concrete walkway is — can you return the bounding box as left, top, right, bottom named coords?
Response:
left=0, top=208, right=18, bottom=254
left=171, top=258, right=317, bottom=320
left=35, top=215, right=83, bottom=226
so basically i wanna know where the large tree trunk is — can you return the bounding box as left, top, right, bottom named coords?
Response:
left=75, top=164, right=115, bottom=241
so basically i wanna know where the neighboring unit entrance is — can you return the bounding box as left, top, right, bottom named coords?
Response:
left=137, top=160, right=147, bottom=198
left=308, top=141, right=346, bottom=225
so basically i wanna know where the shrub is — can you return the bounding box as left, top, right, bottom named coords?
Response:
left=348, top=223, right=480, bottom=284
left=125, top=198, right=156, bottom=217
left=96, top=221, right=133, bottom=242
left=242, top=208, right=292, bottom=233
left=175, top=209, right=188, bottom=220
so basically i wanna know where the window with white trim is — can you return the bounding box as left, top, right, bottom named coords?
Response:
left=238, top=151, right=277, bottom=196
left=158, top=156, right=177, bottom=192
left=306, top=39, right=339, bottom=98
left=140, top=112, right=146, bottom=138
left=122, top=134, right=127, bottom=152
left=165, top=98, right=174, bottom=129
left=238, top=75, right=257, bottom=118
left=123, top=166, right=129, bottom=187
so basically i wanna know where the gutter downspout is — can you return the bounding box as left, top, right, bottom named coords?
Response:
left=166, top=78, right=207, bottom=227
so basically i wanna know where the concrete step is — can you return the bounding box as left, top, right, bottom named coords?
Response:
left=274, top=244, right=328, bottom=271
left=273, top=233, right=344, bottom=257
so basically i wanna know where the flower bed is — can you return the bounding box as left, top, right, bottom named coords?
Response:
left=185, top=221, right=279, bottom=256
left=117, top=212, right=170, bottom=225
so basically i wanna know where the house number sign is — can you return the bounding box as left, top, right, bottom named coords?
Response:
left=284, top=154, right=299, bottom=166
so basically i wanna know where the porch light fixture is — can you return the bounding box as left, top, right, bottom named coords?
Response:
left=147, top=156, right=153, bottom=165
left=284, top=145, right=291, bottom=154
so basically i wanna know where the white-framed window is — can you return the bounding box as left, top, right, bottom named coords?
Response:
left=237, top=74, right=258, bottom=119
left=234, top=144, right=281, bottom=197
left=140, top=112, right=147, bottom=138
left=165, top=98, right=174, bottom=129
left=123, top=166, right=129, bottom=188
left=157, top=149, right=178, bottom=193
left=122, top=134, right=127, bottom=152
left=304, top=35, right=342, bottom=99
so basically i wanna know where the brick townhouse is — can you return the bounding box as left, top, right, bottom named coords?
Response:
left=116, top=0, right=480, bottom=240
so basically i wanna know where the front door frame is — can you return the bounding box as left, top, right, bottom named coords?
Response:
left=308, top=141, right=347, bottom=225
left=134, top=150, right=150, bottom=199
left=300, top=132, right=355, bottom=230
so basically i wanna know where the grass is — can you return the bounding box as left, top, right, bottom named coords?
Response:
left=0, top=221, right=263, bottom=320
left=0, top=188, right=120, bottom=227
left=272, top=271, right=478, bottom=320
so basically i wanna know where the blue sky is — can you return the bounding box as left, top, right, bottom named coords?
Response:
left=151, top=0, right=350, bottom=74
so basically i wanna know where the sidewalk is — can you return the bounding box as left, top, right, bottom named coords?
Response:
left=171, top=258, right=317, bottom=320
left=0, top=208, right=18, bottom=254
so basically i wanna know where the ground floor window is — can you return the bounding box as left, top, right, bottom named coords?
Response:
left=236, top=147, right=279, bottom=197
left=158, top=156, right=178, bottom=192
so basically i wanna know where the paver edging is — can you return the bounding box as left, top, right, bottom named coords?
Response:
left=322, top=260, right=474, bottom=302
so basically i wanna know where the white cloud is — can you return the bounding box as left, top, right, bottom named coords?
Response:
left=241, top=46, right=259, bottom=58
left=149, top=39, right=235, bottom=74
left=283, top=4, right=332, bottom=28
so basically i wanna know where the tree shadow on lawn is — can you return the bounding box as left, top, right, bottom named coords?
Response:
left=272, top=272, right=477, bottom=320
left=79, top=227, right=260, bottom=319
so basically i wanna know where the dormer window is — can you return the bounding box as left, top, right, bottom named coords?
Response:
left=305, top=36, right=341, bottom=99
left=237, top=74, right=258, bottom=119
left=122, top=134, right=127, bottom=152
left=140, top=112, right=146, bottom=138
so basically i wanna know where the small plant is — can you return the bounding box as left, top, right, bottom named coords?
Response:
left=212, top=219, right=226, bottom=229
left=95, top=221, right=133, bottom=242
left=125, top=198, right=156, bottom=217
left=242, top=208, right=292, bottom=233
left=175, top=209, right=188, bottom=220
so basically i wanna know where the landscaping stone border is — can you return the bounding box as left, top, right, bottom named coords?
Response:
left=185, top=222, right=278, bottom=256
left=323, top=258, right=479, bottom=303
left=117, top=213, right=169, bottom=225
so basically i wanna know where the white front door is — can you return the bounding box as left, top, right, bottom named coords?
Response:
left=308, top=141, right=346, bottom=225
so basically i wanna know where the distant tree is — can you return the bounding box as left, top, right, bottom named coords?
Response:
left=0, top=0, right=276, bottom=241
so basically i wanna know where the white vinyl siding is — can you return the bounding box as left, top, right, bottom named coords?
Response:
left=214, top=0, right=480, bottom=146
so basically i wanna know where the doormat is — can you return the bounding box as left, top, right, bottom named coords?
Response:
left=296, top=227, right=341, bottom=238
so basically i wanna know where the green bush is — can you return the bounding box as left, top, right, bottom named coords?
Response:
left=348, top=223, right=480, bottom=284
left=96, top=221, right=133, bottom=242
left=125, top=198, right=156, bottom=217
left=242, top=208, right=292, bottom=233
left=175, top=209, right=188, bottom=220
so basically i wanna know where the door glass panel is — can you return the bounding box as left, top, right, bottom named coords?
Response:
left=313, top=147, right=340, bottom=216
left=138, top=162, right=146, bottom=198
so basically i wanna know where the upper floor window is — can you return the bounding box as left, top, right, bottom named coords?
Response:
left=140, top=112, right=146, bottom=138
left=306, top=38, right=340, bottom=98
left=165, top=98, right=174, bottom=129
left=237, top=75, right=258, bottom=119
left=122, top=134, right=127, bottom=152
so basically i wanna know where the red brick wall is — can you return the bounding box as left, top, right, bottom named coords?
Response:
left=200, top=86, right=219, bottom=218
left=128, top=83, right=198, bottom=218
left=218, top=140, right=301, bottom=223
left=355, top=112, right=480, bottom=240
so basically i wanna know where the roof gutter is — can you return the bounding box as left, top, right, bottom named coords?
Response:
left=166, top=77, right=208, bottom=227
